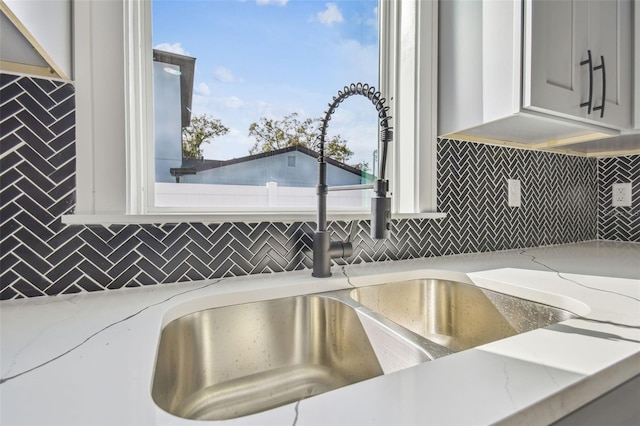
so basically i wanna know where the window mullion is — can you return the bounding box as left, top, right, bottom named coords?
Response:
left=386, top=0, right=438, bottom=214
left=124, top=0, right=154, bottom=215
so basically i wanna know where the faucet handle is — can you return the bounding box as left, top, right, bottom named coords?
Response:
left=345, top=220, right=359, bottom=243
left=326, top=221, right=358, bottom=261
left=371, top=196, right=391, bottom=239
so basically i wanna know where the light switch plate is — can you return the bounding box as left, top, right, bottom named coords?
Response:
left=611, top=183, right=632, bottom=207
left=508, top=179, right=521, bottom=207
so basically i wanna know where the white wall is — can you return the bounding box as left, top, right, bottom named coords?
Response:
left=73, top=0, right=127, bottom=215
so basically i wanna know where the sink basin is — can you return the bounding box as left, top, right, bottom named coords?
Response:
left=152, top=276, right=578, bottom=421
left=350, top=278, right=577, bottom=352
left=151, top=295, right=385, bottom=421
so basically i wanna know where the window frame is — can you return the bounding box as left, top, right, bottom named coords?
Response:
left=381, top=0, right=438, bottom=214
left=68, top=0, right=438, bottom=223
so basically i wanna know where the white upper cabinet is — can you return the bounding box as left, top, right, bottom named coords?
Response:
left=587, top=0, right=633, bottom=129
left=439, top=0, right=636, bottom=155
left=524, top=0, right=588, bottom=121
left=524, top=0, right=632, bottom=129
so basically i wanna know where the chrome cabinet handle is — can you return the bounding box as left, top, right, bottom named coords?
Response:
left=580, top=50, right=594, bottom=114
left=592, top=55, right=606, bottom=118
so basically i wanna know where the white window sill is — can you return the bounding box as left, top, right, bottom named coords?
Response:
left=61, top=212, right=447, bottom=225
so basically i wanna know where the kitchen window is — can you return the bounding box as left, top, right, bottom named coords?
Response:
left=149, top=0, right=380, bottom=213
left=68, top=0, right=437, bottom=221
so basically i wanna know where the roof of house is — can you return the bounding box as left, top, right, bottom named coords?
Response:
left=181, top=145, right=375, bottom=180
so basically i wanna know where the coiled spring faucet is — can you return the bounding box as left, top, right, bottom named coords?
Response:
left=312, top=83, right=393, bottom=278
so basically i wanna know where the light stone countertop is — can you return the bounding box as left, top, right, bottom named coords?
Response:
left=1, top=241, right=639, bottom=425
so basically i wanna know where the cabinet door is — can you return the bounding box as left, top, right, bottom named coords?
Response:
left=524, top=0, right=589, bottom=120
left=586, top=0, right=632, bottom=129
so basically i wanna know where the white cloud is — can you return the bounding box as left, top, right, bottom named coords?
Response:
left=256, top=0, right=288, bottom=6
left=252, top=99, right=307, bottom=121
left=213, top=66, right=242, bottom=83
left=317, top=3, right=343, bottom=26
left=153, top=42, right=189, bottom=56
left=202, top=127, right=255, bottom=160
left=366, top=7, right=378, bottom=28
left=351, top=6, right=377, bottom=29
left=194, top=82, right=210, bottom=96
left=223, top=96, right=245, bottom=109
left=192, top=93, right=245, bottom=112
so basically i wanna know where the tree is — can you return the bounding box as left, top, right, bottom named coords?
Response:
left=323, top=134, right=354, bottom=164
left=182, top=113, right=229, bottom=159
left=353, top=161, right=370, bottom=172
left=248, top=112, right=354, bottom=163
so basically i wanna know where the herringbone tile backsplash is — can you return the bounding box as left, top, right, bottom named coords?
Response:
left=1, top=72, right=627, bottom=300
left=598, top=155, right=640, bottom=241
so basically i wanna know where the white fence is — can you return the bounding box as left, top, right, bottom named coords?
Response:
left=155, top=182, right=371, bottom=209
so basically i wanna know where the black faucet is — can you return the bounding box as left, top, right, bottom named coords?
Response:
left=312, top=83, right=393, bottom=278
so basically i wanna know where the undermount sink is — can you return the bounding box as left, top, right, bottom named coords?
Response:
left=151, top=295, right=388, bottom=421
left=152, top=277, right=577, bottom=421
left=350, top=278, right=577, bottom=352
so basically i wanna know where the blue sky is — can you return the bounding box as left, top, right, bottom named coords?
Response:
left=153, top=0, right=379, bottom=168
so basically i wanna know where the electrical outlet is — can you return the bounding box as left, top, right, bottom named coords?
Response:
left=611, top=183, right=632, bottom=207
left=508, top=179, right=521, bottom=207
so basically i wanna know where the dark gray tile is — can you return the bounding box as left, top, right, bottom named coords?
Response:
left=17, top=78, right=55, bottom=109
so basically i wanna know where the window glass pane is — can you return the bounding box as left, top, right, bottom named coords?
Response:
left=152, top=0, right=379, bottom=210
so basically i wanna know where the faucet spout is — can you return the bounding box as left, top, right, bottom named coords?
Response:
left=312, top=83, right=393, bottom=278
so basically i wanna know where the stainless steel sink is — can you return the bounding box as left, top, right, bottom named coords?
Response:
left=152, top=295, right=387, bottom=421
left=350, top=278, right=577, bottom=352
left=152, top=277, right=577, bottom=421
